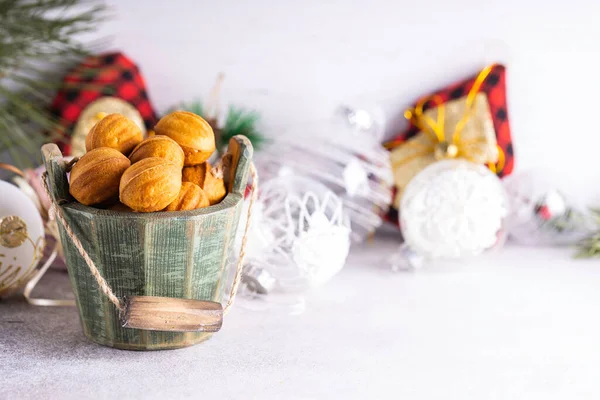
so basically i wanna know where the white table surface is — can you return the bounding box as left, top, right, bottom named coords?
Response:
left=2, top=231, right=600, bottom=400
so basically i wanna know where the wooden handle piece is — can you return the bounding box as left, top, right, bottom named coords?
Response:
left=121, top=296, right=223, bottom=332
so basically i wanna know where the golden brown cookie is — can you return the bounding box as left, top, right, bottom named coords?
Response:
left=153, top=111, right=215, bottom=166
left=181, top=162, right=207, bottom=186
left=164, top=182, right=210, bottom=211
left=119, top=157, right=182, bottom=212
left=129, top=135, right=185, bottom=168
left=69, top=147, right=131, bottom=206
left=182, top=162, right=227, bottom=205
left=86, top=113, right=143, bottom=155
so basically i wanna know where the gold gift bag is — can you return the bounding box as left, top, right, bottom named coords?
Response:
left=387, top=65, right=507, bottom=209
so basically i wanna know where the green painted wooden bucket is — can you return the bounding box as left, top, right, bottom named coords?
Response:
left=41, top=136, right=253, bottom=350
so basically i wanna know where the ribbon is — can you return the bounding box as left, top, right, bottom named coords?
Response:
left=396, top=64, right=505, bottom=172
left=387, top=65, right=507, bottom=209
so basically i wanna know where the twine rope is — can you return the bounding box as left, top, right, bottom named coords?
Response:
left=42, top=172, right=125, bottom=312
left=0, top=163, right=26, bottom=178
left=41, top=162, right=258, bottom=317
left=224, top=163, right=258, bottom=314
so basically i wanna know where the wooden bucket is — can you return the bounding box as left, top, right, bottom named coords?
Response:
left=42, top=136, right=253, bottom=350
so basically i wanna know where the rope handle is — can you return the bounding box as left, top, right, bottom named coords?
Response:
left=0, top=163, right=26, bottom=178
left=41, top=162, right=258, bottom=317
left=224, top=163, right=258, bottom=314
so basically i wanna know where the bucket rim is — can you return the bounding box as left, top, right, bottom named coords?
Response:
left=60, top=191, right=243, bottom=220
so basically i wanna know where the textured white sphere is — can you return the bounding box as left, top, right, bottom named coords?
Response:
left=0, top=181, right=45, bottom=296
left=244, top=176, right=351, bottom=291
left=400, top=160, right=508, bottom=259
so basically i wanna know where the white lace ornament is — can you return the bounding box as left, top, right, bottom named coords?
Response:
left=242, top=176, right=351, bottom=292
left=400, top=160, right=509, bottom=259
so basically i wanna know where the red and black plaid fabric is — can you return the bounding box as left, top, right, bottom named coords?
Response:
left=384, top=64, right=515, bottom=225
left=50, top=52, right=158, bottom=155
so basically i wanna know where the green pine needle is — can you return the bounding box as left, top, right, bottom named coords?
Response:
left=222, top=105, right=267, bottom=149
left=0, top=0, right=106, bottom=168
left=175, top=100, right=267, bottom=151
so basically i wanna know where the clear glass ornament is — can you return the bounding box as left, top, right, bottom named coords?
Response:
left=393, top=160, right=509, bottom=268
left=387, top=243, right=425, bottom=272
left=256, top=105, right=393, bottom=242
left=235, top=176, right=351, bottom=313
left=503, top=172, right=594, bottom=246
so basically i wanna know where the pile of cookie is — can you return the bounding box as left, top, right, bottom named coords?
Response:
left=69, top=111, right=226, bottom=212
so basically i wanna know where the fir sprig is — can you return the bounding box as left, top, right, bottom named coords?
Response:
left=0, top=0, right=106, bottom=168
left=175, top=100, right=267, bottom=152
left=222, top=106, right=267, bottom=150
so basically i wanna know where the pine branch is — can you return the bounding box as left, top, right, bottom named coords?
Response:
left=223, top=105, right=267, bottom=149
left=175, top=100, right=268, bottom=151
left=0, top=0, right=106, bottom=168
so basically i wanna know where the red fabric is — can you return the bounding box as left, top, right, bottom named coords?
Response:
left=384, top=64, right=514, bottom=225
left=50, top=52, right=158, bottom=155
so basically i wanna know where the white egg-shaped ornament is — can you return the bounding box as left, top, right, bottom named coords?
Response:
left=396, top=160, right=508, bottom=268
left=0, top=180, right=46, bottom=297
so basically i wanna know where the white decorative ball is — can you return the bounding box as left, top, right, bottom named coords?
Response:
left=243, top=176, right=351, bottom=292
left=0, top=181, right=45, bottom=296
left=400, top=160, right=509, bottom=259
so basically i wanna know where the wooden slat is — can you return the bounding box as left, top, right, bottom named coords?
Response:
left=121, top=296, right=223, bottom=332
left=41, top=143, right=71, bottom=203
left=225, top=135, right=253, bottom=195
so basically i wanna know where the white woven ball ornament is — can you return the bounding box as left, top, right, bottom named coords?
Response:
left=240, top=176, right=351, bottom=293
left=400, top=160, right=509, bottom=259
left=0, top=180, right=45, bottom=297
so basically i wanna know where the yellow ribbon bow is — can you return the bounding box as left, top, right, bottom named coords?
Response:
left=387, top=64, right=505, bottom=208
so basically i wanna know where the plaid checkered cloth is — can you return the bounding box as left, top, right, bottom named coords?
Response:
left=384, top=64, right=514, bottom=225
left=50, top=52, right=158, bottom=155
